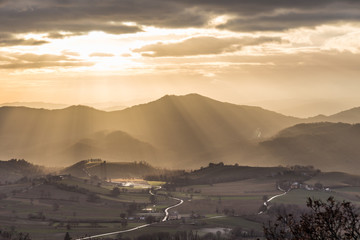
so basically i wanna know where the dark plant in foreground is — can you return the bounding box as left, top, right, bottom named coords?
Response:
left=264, top=196, right=360, bottom=240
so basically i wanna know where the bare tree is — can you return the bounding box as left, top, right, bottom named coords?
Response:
left=264, top=197, right=360, bottom=240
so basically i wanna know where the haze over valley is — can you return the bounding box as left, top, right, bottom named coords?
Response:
left=1, top=94, right=360, bottom=174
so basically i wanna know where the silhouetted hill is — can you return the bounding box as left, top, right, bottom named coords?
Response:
left=154, top=163, right=321, bottom=187
left=0, top=102, right=68, bottom=109
left=261, top=122, right=360, bottom=174
left=308, top=107, right=360, bottom=123
left=61, top=130, right=157, bottom=165
left=61, top=159, right=165, bottom=179
left=0, top=159, right=45, bottom=183
left=0, top=94, right=301, bottom=167
left=328, top=107, right=360, bottom=123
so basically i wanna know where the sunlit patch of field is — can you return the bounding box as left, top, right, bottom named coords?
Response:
left=147, top=181, right=166, bottom=186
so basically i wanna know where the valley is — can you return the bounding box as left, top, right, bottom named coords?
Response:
left=2, top=95, right=360, bottom=239
left=1, top=160, right=360, bottom=239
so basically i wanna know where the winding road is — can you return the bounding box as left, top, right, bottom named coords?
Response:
left=76, top=224, right=152, bottom=240
left=162, top=197, right=184, bottom=222
left=76, top=187, right=184, bottom=240
left=258, top=186, right=289, bottom=214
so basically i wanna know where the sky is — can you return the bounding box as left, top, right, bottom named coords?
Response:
left=1, top=0, right=360, bottom=117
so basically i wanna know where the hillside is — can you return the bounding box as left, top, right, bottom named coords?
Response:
left=308, top=107, right=360, bottom=123
left=105, top=94, right=300, bottom=167
left=61, top=159, right=166, bottom=179
left=0, top=94, right=300, bottom=167
left=261, top=122, right=360, bottom=174
left=0, top=102, right=69, bottom=109
left=0, top=159, right=45, bottom=183
left=151, top=162, right=321, bottom=187
left=60, top=130, right=158, bottom=165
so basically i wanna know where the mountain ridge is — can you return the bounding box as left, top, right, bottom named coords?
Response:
left=1, top=94, right=360, bottom=172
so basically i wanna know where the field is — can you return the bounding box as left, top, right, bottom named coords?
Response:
left=0, top=175, right=276, bottom=239
left=2, top=167, right=360, bottom=240
left=0, top=176, right=172, bottom=240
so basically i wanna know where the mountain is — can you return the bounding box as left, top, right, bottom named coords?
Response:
left=3, top=94, right=360, bottom=170
left=261, top=122, right=360, bottom=174
left=0, top=102, right=69, bottom=109
left=97, top=94, right=302, bottom=167
left=308, top=107, right=360, bottom=123
left=0, top=94, right=301, bottom=167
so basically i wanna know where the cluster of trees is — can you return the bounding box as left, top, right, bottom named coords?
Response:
left=27, top=211, right=45, bottom=220
left=265, top=197, right=360, bottom=240
left=0, top=159, right=44, bottom=175
left=0, top=228, right=31, bottom=240
left=52, top=182, right=90, bottom=195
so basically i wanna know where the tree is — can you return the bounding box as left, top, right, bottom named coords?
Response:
left=52, top=202, right=60, bottom=211
left=110, top=187, right=121, bottom=197
left=145, top=215, right=156, bottom=224
left=149, top=194, right=156, bottom=204
left=121, top=218, right=128, bottom=228
left=86, top=193, right=100, bottom=202
left=64, top=232, right=71, bottom=240
left=264, top=197, right=360, bottom=240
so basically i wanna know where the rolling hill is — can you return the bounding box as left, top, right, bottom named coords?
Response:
left=61, top=159, right=165, bottom=179
left=308, top=107, right=360, bottom=123
left=0, top=159, right=45, bottom=183
left=261, top=122, right=360, bottom=174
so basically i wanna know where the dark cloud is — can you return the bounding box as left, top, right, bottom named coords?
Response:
left=0, top=33, right=48, bottom=46
left=0, top=0, right=359, bottom=37
left=0, top=0, right=196, bottom=35
left=46, top=32, right=82, bottom=39
left=218, top=7, right=360, bottom=31
left=134, top=36, right=282, bottom=57
left=0, top=52, right=93, bottom=69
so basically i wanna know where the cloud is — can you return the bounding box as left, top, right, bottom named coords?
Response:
left=218, top=7, right=360, bottom=31
left=89, top=52, right=115, bottom=57
left=46, top=32, right=80, bottom=39
left=0, top=52, right=93, bottom=69
left=134, top=36, right=282, bottom=57
left=0, top=0, right=359, bottom=38
left=0, top=33, right=48, bottom=46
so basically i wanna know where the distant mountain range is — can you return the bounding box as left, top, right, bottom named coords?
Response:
left=0, top=101, right=127, bottom=111
left=0, top=102, right=69, bottom=109
left=1, top=94, right=360, bottom=173
left=261, top=122, right=360, bottom=173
